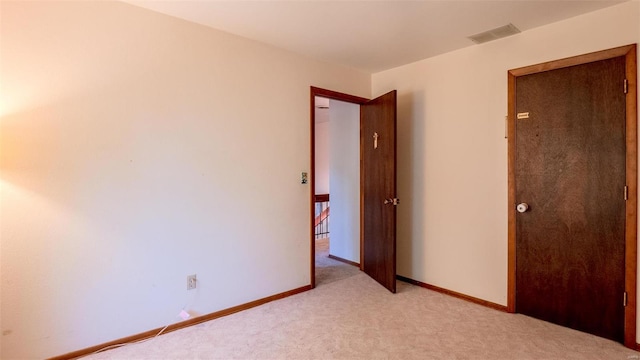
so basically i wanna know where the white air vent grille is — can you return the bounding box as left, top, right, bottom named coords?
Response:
left=468, top=23, right=521, bottom=44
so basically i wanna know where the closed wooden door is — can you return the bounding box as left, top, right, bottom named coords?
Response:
left=514, top=56, right=626, bottom=341
left=361, top=90, right=397, bottom=293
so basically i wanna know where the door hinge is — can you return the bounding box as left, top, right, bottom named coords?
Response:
left=624, top=79, right=628, bottom=94
left=624, top=185, right=629, bottom=200
left=624, top=291, right=628, bottom=307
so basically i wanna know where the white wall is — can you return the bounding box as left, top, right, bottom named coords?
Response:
left=2, top=1, right=638, bottom=357
left=328, top=100, right=361, bottom=262
left=0, top=1, right=370, bottom=358
left=314, top=118, right=330, bottom=195
left=372, top=0, right=639, bottom=312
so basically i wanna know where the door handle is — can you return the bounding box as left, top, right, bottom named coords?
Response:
left=516, top=203, right=529, bottom=213
left=384, top=198, right=400, bottom=206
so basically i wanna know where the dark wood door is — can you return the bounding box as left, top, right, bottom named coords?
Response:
left=515, top=57, right=626, bottom=341
left=361, top=90, right=397, bottom=293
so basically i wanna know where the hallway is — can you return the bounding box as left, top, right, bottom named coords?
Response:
left=315, top=238, right=360, bottom=287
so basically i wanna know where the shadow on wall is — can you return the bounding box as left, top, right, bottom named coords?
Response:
left=396, top=90, right=426, bottom=278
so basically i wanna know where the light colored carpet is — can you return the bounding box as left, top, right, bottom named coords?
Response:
left=83, top=239, right=638, bottom=360
left=314, top=237, right=361, bottom=287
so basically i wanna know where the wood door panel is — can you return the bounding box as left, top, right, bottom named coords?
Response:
left=515, top=57, right=626, bottom=341
left=361, top=90, right=397, bottom=293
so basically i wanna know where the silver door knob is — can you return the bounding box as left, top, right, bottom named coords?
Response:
left=516, top=203, right=529, bottom=213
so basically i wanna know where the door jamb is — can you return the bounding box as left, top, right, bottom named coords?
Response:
left=309, top=87, right=369, bottom=288
left=506, top=44, right=638, bottom=348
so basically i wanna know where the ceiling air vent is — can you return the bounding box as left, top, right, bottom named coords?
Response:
left=468, top=23, right=520, bottom=44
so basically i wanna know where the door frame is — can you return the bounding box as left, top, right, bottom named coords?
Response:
left=506, top=44, right=638, bottom=348
left=309, top=87, right=368, bottom=288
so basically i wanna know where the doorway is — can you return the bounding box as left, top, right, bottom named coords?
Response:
left=309, top=87, right=398, bottom=293
left=313, top=95, right=361, bottom=286
left=507, top=44, right=637, bottom=347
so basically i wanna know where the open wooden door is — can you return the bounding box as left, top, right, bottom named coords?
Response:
left=361, top=90, right=397, bottom=293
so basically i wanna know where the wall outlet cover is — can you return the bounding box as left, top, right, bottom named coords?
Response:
left=187, top=274, right=197, bottom=290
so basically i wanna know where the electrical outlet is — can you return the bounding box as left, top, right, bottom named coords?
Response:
left=187, top=274, right=197, bottom=290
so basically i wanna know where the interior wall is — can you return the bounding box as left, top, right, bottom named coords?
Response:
left=0, top=2, right=370, bottom=358
left=314, top=116, right=330, bottom=195
left=328, top=100, right=361, bottom=262
left=372, top=0, right=639, bottom=311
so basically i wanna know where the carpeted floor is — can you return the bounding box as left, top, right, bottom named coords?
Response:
left=83, top=238, right=638, bottom=359
left=314, top=237, right=361, bottom=287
